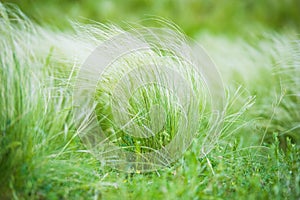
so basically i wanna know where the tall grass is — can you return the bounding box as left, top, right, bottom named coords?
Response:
left=0, top=4, right=115, bottom=199
left=0, top=3, right=299, bottom=199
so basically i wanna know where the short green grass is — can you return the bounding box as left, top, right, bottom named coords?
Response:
left=0, top=3, right=299, bottom=200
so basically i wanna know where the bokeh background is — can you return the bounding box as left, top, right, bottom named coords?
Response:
left=3, top=0, right=300, bottom=37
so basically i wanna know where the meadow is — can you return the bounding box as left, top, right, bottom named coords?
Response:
left=0, top=1, right=299, bottom=199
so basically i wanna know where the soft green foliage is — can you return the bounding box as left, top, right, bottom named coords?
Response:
left=2, top=0, right=300, bottom=36
left=0, top=3, right=299, bottom=200
left=95, top=83, right=183, bottom=153
left=0, top=4, right=114, bottom=199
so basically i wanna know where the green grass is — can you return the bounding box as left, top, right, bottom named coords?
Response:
left=2, top=0, right=300, bottom=37
left=0, top=3, right=299, bottom=200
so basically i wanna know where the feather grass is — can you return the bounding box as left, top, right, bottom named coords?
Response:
left=0, top=3, right=299, bottom=199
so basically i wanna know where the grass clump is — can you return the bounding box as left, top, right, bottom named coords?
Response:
left=0, top=4, right=114, bottom=199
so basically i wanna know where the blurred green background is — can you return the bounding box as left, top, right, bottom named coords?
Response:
left=3, top=0, right=300, bottom=37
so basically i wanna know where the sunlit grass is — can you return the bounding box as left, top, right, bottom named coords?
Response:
left=0, top=3, right=299, bottom=199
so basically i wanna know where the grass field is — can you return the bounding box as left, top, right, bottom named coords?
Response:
left=0, top=2, right=299, bottom=199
